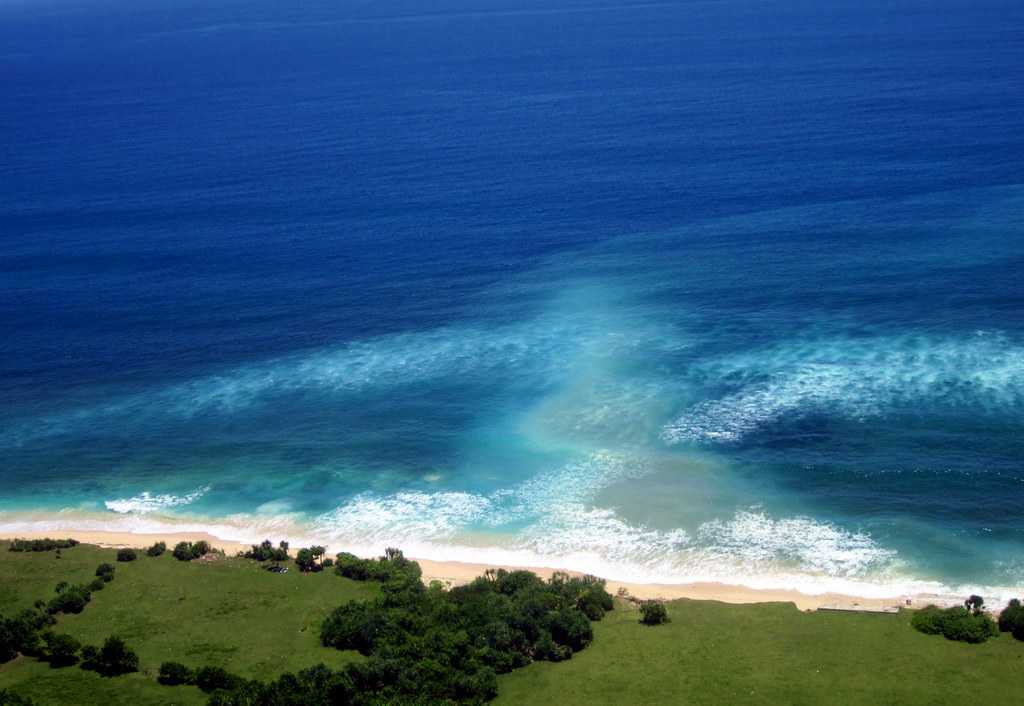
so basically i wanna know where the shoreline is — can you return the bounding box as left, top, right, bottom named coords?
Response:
left=0, top=528, right=934, bottom=612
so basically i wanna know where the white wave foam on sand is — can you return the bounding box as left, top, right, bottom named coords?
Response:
left=104, top=486, right=210, bottom=514
left=662, top=332, right=1024, bottom=444
left=310, top=450, right=911, bottom=596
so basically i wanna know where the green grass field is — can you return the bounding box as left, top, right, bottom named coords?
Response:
left=3, top=541, right=1024, bottom=705
left=0, top=542, right=376, bottom=705
left=496, top=598, right=1024, bottom=706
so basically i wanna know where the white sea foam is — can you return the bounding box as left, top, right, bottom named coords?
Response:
left=104, top=486, right=210, bottom=514
left=662, top=333, right=1024, bottom=444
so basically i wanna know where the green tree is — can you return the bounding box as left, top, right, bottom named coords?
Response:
left=116, top=548, right=137, bottom=562
left=41, top=632, right=81, bottom=667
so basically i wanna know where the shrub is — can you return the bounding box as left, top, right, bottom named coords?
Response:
left=998, top=598, right=1024, bottom=640
left=964, top=594, right=985, bottom=615
left=116, top=548, right=137, bottom=562
left=172, top=542, right=193, bottom=561
left=8, top=538, right=79, bottom=553
left=322, top=558, right=334, bottom=568
left=244, top=540, right=289, bottom=563
left=640, top=601, right=670, bottom=626
left=295, top=547, right=326, bottom=573
left=192, top=541, right=212, bottom=558
left=47, top=585, right=91, bottom=615
left=158, top=661, right=194, bottom=686
left=195, top=665, right=239, bottom=692
left=549, top=607, right=593, bottom=651
left=0, top=608, right=54, bottom=660
left=913, top=604, right=997, bottom=643
left=320, top=552, right=609, bottom=704
left=87, top=578, right=106, bottom=592
left=42, top=632, right=81, bottom=667
left=146, top=541, right=167, bottom=557
left=81, top=637, right=138, bottom=676
left=95, top=563, right=115, bottom=582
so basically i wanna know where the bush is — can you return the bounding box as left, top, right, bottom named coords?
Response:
left=42, top=632, right=81, bottom=667
left=640, top=601, right=670, bottom=626
left=171, top=541, right=212, bottom=562
left=158, top=661, right=194, bottom=686
left=244, top=540, right=289, bottom=563
left=0, top=608, right=54, bottom=660
left=195, top=665, right=240, bottom=692
left=8, top=538, right=79, bottom=553
left=116, top=548, right=137, bottom=562
left=998, top=598, right=1024, bottom=640
left=95, top=563, right=115, bottom=582
left=146, top=542, right=167, bottom=557
left=912, top=603, right=997, bottom=643
left=87, top=578, right=106, bottom=592
left=47, top=584, right=91, bottom=615
left=319, top=553, right=610, bottom=704
left=295, top=546, right=327, bottom=573
left=81, top=637, right=138, bottom=676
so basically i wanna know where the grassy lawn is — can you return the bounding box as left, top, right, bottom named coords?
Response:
left=4, top=543, right=1024, bottom=705
left=496, top=599, right=1024, bottom=706
left=0, top=541, right=377, bottom=705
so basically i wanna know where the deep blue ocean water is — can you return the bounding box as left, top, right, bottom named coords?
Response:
left=2, top=0, right=1024, bottom=597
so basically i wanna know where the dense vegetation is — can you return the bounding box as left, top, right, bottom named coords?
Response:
left=155, top=548, right=614, bottom=704
left=5, top=540, right=1024, bottom=706
left=173, top=541, right=212, bottom=562
left=911, top=596, right=998, bottom=643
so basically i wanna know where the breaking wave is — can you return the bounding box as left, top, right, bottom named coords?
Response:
left=662, top=332, right=1024, bottom=444
left=105, top=486, right=210, bottom=514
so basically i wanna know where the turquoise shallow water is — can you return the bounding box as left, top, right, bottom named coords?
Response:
left=2, top=0, right=1024, bottom=599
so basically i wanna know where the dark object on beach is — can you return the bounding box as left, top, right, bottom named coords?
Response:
left=640, top=601, right=670, bottom=626
left=116, top=549, right=137, bottom=563
left=146, top=542, right=166, bottom=557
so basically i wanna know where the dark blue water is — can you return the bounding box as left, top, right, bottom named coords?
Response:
left=2, top=0, right=1023, bottom=597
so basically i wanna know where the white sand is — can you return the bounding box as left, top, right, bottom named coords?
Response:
left=3, top=529, right=932, bottom=612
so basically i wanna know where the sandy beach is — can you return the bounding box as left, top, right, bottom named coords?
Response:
left=1, top=528, right=930, bottom=612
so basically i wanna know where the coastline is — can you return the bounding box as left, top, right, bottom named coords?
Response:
left=0, top=528, right=930, bottom=612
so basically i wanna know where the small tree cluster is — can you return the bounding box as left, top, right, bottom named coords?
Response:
left=172, top=541, right=211, bottom=561
left=294, top=546, right=327, bottom=573
left=41, top=632, right=82, bottom=667
left=333, top=547, right=421, bottom=582
left=146, top=541, right=167, bottom=557
left=998, top=598, right=1024, bottom=640
left=243, top=540, right=289, bottom=563
left=116, top=548, right=137, bottom=562
left=0, top=606, right=55, bottom=662
left=912, top=601, right=998, bottom=643
left=47, top=583, right=91, bottom=615
left=80, top=637, right=139, bottom=676
left=8, top=539, right=79, bottom=553
left=639, top=601, right=670, bottom=626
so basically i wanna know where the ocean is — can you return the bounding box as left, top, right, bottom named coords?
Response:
left=2, top=0, right=1024, bottom=600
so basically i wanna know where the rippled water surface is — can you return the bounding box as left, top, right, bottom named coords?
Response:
left=2, top=0, right=1024, bottom=598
